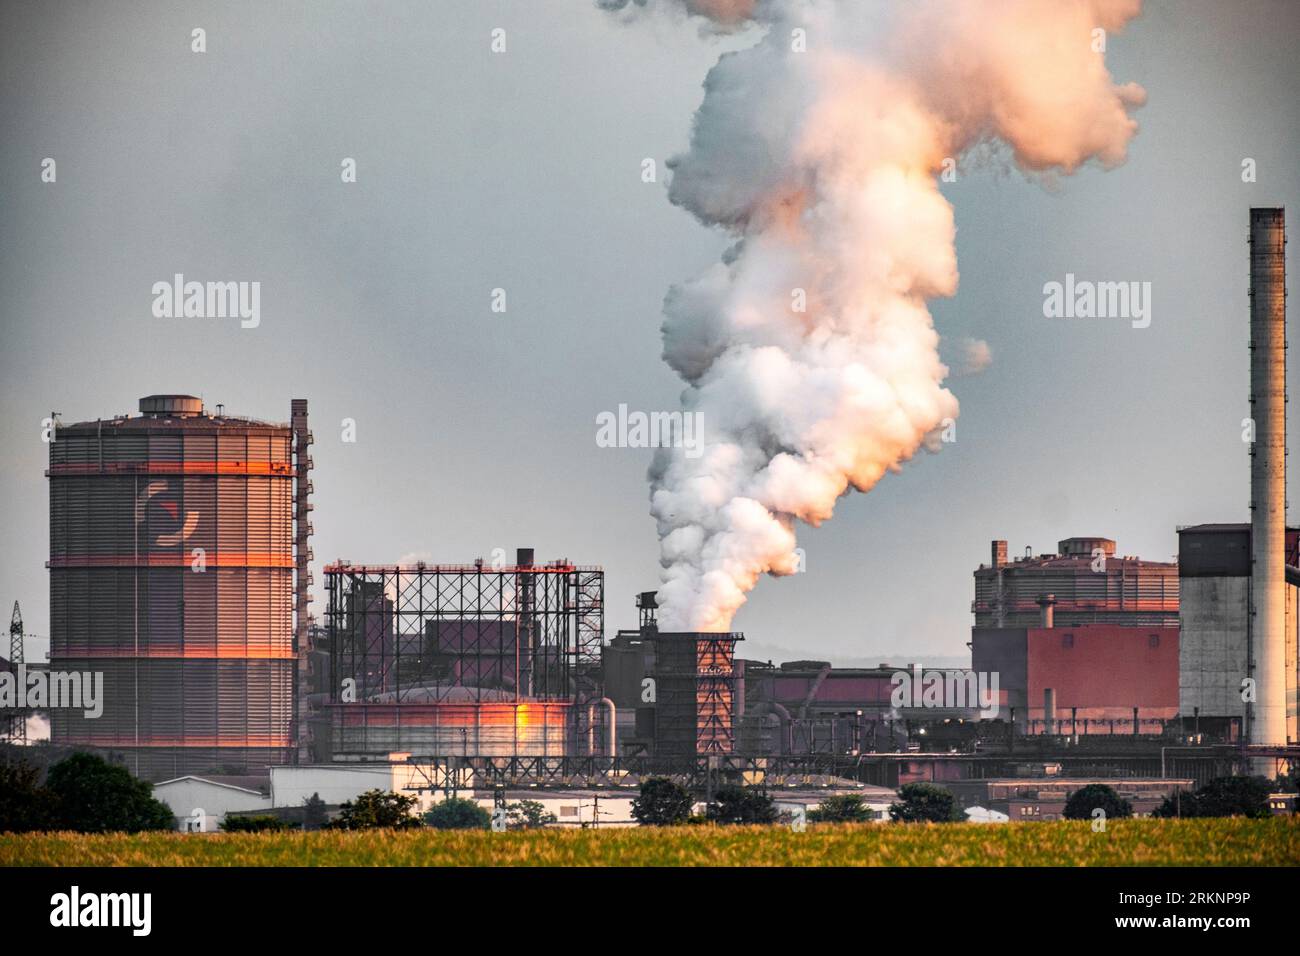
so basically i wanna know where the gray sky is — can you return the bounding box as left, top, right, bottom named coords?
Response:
left=2, top=0, right=1298, bottom=665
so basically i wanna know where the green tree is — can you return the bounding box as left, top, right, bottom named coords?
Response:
left=506, top=800, right=556, bottom=829
left=1154, top=776, right=1272, bottom=819
left=423, top=796, right=491, bottom=830
left=631, top=777, right=694, bottom=826
left=1062, top=784, right=1133, bottom=821
left=44, top=753, right=174, bottom=833
left=221, top=814, right=292, bottom=832
left=808, top=794, right=873, bottom=823
left=888, top=783, right=964, bottom=823
left=708, top=784, right=777, bottom=824
left=330, top=789, right=421, bottom=830
left=302, top=792, right=328, bottom=830
left=0, top=759, right=54, bottom=833
left=1274, top=767, right=1299, bottom=794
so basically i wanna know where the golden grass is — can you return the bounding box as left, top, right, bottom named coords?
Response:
left=3, top=817, right=1297, bottom=867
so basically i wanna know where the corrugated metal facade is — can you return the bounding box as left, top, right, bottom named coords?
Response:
left=973, top=538, right=1178, bottom=628
left=331, top=702, right=571, bottom=756
left=48, top=398, right=298, bottom=780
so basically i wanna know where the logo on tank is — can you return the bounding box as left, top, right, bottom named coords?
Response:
left=135, top=480, right=199, bottom=548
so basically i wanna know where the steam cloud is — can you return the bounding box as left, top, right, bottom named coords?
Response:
left=613, top=0, right=1145, bottom=631
left=950, top=337, right=993, bottom=378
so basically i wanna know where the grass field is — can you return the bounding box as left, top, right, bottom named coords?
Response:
left=3, top=817, right=1298, bottom=866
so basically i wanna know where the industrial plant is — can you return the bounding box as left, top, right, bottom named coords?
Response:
left=1, top=209, right=1296, bottom=827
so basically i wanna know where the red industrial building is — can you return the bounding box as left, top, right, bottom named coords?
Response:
left=972, top=624, right=1179, bottom=733
left=971, top=537, right=1179, bottom=733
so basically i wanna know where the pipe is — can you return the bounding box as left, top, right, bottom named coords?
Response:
left=1249, top=207, right=1287, bottom=753
left=750, top=701, right=792, bottom=754
left=1044, top=688, right=1056, bottom=735
left=586, top=698, right=617, bottom=757
left=797, top=664, right=833, bottom=718
left=1037, top=593, right=1055, bottom=629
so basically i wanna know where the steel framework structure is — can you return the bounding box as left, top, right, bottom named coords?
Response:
left=325, top=558, right=603, bottom=755
left=2, top=602, right=26, bottom=743
left=401, top=753, right=844, bottom=793
left=650, top=631, right=742, bottom=757
left=396, top=746, right=1280, bottom=795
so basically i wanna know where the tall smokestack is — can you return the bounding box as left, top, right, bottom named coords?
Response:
left=1249, top=207, right=1287, bottom=750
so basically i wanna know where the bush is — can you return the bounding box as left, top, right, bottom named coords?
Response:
left=302, top=793, right=328, bottom=830
left=221, top=814, right=292, bottom=833
left=631, top=777, right=694, bottom=826
left=330, top=789, right=422, bottom=830
left=1275, top=768, right=1299, bottom=794
left=44, top=753, right=174, bottom=833
left=888, top=783, right=964, bottom=823
left=1154, top=776, right=1272, bottom=819
left=708, top=784, right=777, bottom=825
left=423, top=797, right=491, bottom=830
left=0, top=759, right=54, bottom=833
left=506, top=800, right=556, bottom=829
left=809, top=794, right=873, bottom=823
left=1062, top=784, right=1133, bottom=821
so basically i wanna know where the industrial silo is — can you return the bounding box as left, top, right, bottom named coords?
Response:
left=47, top=394, right=310, bottom=780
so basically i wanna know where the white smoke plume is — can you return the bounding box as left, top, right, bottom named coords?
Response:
left=615, top=0, right=1145, bottom=631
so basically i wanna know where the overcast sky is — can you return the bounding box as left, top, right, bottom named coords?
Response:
left=2, top=0, right=1298, bottom=665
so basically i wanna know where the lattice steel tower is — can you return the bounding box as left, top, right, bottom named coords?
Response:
left=4, top=602, right=25, bottom=743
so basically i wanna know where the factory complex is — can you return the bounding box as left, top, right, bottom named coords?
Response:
left=3, top=209, right=1297, bottom=829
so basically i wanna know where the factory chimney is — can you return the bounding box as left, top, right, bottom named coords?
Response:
left=1249, top=207, right=1287, bottom=750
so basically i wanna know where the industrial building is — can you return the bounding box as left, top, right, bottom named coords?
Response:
left=971, top=537, right=1180, bottom=732
left=603, top=592, right=997, bottom=762
left=46, top=394, right=311, bottom=780
left=644, top=629, right=742, bottom=759
left=600, top=592, right=745, bottom=762
left=153, top=774, right=273, bottom=831
left=1177, top=524, right=1300, bottom=743
left=973, top=537, right=1178, bottom=629
left=945, top=777, right=1193, bottom=821
left=150, top=759, right=902, bottom=831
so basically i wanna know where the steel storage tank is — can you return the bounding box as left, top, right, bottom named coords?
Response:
left=47, top=395, right=308, bottom=780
